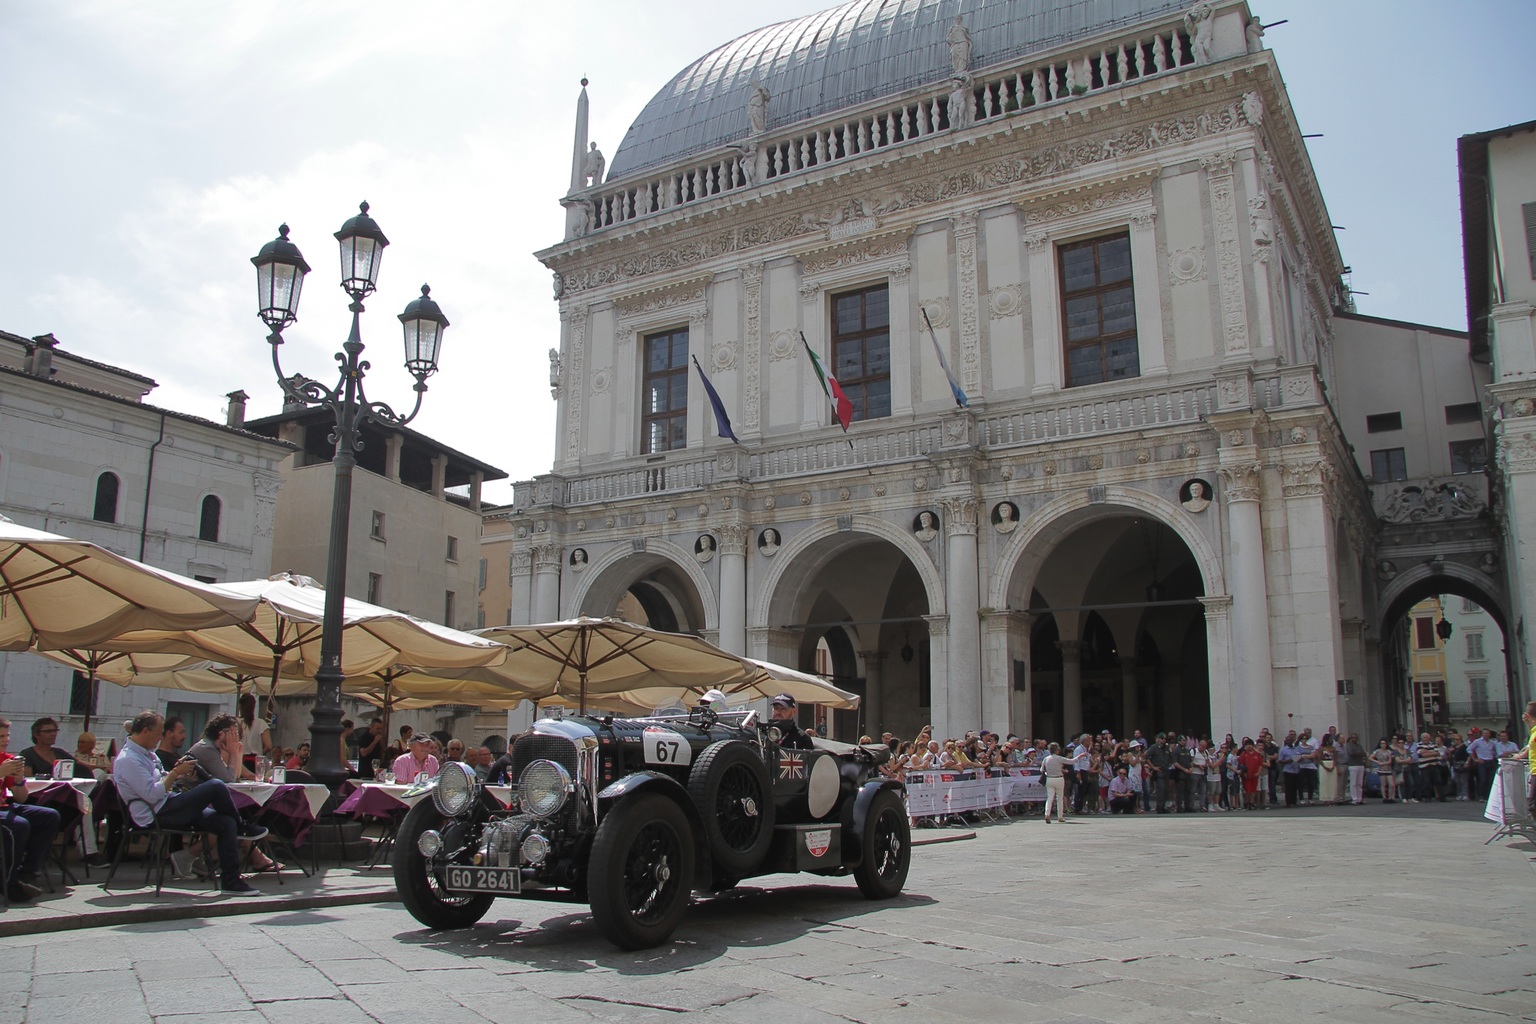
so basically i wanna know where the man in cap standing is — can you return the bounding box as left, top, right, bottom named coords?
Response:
left=769, top=694, right=814, bottom=750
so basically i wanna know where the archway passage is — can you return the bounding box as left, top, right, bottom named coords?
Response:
left=1017, top=512, right=1208, bottom=741
left=582, top=557, right=709, bottom=636
left=766, top=532, right=933, bottom=743
left=1378, top=576, right=1512, bottom=739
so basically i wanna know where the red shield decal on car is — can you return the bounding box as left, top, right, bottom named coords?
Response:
left=804, top=829, right=831, bottom=857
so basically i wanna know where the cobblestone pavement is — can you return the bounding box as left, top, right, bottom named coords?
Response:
left=2, top=802, right=1531, bottom=1024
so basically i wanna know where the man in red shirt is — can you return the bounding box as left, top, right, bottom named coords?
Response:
left=0, top=716, right=62, bottom=902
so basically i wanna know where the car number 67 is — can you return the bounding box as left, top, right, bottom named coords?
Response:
left=643, top=728, right=692, bottom=766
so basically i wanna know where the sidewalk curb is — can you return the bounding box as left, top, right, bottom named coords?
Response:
left=0, top=888, right=399, bottom=939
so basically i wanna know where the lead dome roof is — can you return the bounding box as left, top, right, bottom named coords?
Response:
left=608, top=0, right=1192, bottom=179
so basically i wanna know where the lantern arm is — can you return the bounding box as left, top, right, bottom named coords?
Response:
left=353, top=372, right=428, bottom=430
left=270, top=332, right=344, bottom=410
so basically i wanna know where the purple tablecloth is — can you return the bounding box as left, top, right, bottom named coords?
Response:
left=228, top=783, right=324, bottom=846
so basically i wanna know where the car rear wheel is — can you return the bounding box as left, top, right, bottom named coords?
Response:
left=853, top=789, right=910, bottom=899
left=393, top=799, right=495, bottom=930
left=589, top=792, right=695, bottom=950
left=688, top=740, right=774, bottom=874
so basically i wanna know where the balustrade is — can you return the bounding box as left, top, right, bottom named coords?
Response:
left=576, top=20, right=1196, bottom=236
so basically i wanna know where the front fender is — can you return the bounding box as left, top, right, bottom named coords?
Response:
left=846, top=779, right=905, bottom=860
left=596, top=771, right=710, bottom=881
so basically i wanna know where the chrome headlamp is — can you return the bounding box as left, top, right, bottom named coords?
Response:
left=432, top=760, right=478, bottom=817
left=519, top=758, right=573, bottom=819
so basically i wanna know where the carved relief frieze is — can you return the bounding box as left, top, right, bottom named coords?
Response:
left=549, top=101, right=1249, bottom=297
left=590, top=365, right=611, bottom=395
left=614, top=279, right=708, bottom=322
left=798, top=232, right=911, bottom=278
left=1281, top=461, right=1324, bottom=499
left=1377, top=479, right=1487, bottom=523
left=952, top=211, right=982, bottom=395
left=711, top=342, right=738, bottom=372
left=1204, top=151, right=1250, bottom=356
left=1020, top=183, right=1154, bottom=227
left=563, top=308, right=587, bottom=463
left=742, top=262, right=763, bottom=434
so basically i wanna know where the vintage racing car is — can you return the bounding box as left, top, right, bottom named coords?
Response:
left=391, top=703, right=911, bottom=948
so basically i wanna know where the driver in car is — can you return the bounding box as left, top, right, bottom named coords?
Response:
left=770, top=693, right=814, bottom=750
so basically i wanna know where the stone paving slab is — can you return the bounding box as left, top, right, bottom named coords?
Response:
left=2, top=802, right=1533, bottom=1023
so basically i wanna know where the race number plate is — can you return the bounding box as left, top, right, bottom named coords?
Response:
left=444, top=866, right=521, bottom=894
left=642, top=727, right=692, bottom=767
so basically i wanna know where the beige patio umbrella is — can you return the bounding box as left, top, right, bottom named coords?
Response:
left=598, top=656, right=861, bottom=711
left=470, top=618, right=859, bottom=713
left=95, top=573, right=510, bottom=687
left=473, top=617, right=766, bottom=713
left=0, top=522, right=260, bottom=652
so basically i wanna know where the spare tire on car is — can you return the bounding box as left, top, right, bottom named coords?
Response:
left=687, top=739, right=774, bottom=874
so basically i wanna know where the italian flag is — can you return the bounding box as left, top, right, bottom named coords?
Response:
left=801, top=332, right=853, bottom=432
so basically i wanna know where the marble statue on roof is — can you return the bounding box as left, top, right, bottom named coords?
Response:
left=748, top=80, right=769, bottom=135
left=947, top=16, right=972, bottom=76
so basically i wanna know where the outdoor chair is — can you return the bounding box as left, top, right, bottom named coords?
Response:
left=100, top=797, right=215, bottom=896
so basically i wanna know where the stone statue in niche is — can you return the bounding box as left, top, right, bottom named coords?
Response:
left=695, top=534, right=716, bottom=563
left=1181, top=479, right=1212, bottom=513
left=748, top=80, right=769, bottom=135
left=758, top=528, right=780, bottom=556
left=946, top=16, right=972, bottom=76
left=914, top=510, right=940, bottom=542
left=947, top=79, right=973, bottom=131
left=1249, top=192, right=1272, bottom=246
left=992, top=501, right=1019, bottom=534
left=1245, top=16, right=1265, bottom=54
left=1185, top=2, right=1214, bottom=64
left=569, top=548, right=588, bottom=573
left=548, top=347, right=562, bottom=398
left=582, top=143, right=606, bottom=188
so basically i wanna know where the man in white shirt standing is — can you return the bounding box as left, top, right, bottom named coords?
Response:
left=113, top=710, right=266, bottom=897
left=1040, top=743, right=1072, bottom=823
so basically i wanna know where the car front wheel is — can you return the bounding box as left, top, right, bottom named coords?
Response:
left=392, top=799, right=495, bottom=930
left=588, top=792, right=695, bottom=950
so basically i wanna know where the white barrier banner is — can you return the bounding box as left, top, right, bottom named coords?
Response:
left=905, top=768, right=1045, bottom=816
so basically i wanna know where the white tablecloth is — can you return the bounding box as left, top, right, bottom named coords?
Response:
left=228, top=782, right=332, bottom=819
left=23, top=777, right=100, bottom=853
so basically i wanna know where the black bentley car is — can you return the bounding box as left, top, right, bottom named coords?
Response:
left=392, top=704, right=911, bottom=949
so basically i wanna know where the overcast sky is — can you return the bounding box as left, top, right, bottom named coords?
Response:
left=2, top=1, right=1533, bottom=505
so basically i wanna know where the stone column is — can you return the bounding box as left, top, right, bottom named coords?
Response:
left=924, top=614, right=951, bottom=737
left=1128, top=208, right=1167, bottom=376
left=1340, top=617, right=1365, bottom=736
left=859, top=650, right=886, bottom=737
left=431, top=454, right=448, bottom=499
left=385, top=434, right=404, bottom=482
left=1059, top=639, right=1083, bottom=739
left=532, top=542, right=561, bottom=622
left=509, top=549, right=533, bottom=626
left=1120, top=658, right=1140, bottom=736
left=1281, top=458, right=1343, bottom=728
left=1218, top=461, right=1273, bottom=735
left=980, top=610, right=1018, bottom=735
left=716, top=524, right=747, bottom=655
left=942, top=497, right=981, bottom=734
left=1200, top=595, right=1234, bottom=738
left=1025, top=230, right=1059, bottom=394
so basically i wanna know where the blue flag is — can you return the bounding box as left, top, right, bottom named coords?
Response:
left=692, top=355, right=741, bottom=445
left=922, top=307, right=970, bottom=408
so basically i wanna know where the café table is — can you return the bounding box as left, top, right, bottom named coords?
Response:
left=23, top=776, right=103, bottom=882
left=335, top=781, right=514, bottom=867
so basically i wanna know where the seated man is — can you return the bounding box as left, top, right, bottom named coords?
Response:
left=18, top=717, right=73, bottom=777
left=113, top=710, right=266, bottom=896
left=392, top=734, right=439, bottom=783
left=0, top=717, right=62, bottom=902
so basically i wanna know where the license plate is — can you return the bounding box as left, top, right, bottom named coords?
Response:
left=444, top=865, right=521, bottom=894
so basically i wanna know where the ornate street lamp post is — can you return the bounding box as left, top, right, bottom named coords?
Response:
left=251, top=203, right=449, bottom=788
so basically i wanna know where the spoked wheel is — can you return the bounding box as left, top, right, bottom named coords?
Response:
left=589, top=792, right=695, bottom=949
left=853, top=789, right=911, bottom=899
left=688, top=740, right=773, bottom=874
left=393, top=799, right=495, bottom=929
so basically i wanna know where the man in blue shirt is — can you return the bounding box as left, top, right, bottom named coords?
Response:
left=113, top=710, right=266, bottom=897
left=1277, top=732, right=1307, bottom=808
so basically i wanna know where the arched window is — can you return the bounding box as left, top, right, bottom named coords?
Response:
left=199, top=495, right=222, bottom=542
left=93, top=472, right=119, bottom=523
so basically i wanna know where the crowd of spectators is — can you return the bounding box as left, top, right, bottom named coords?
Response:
left=873, top=719, right=1530, bottom=816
